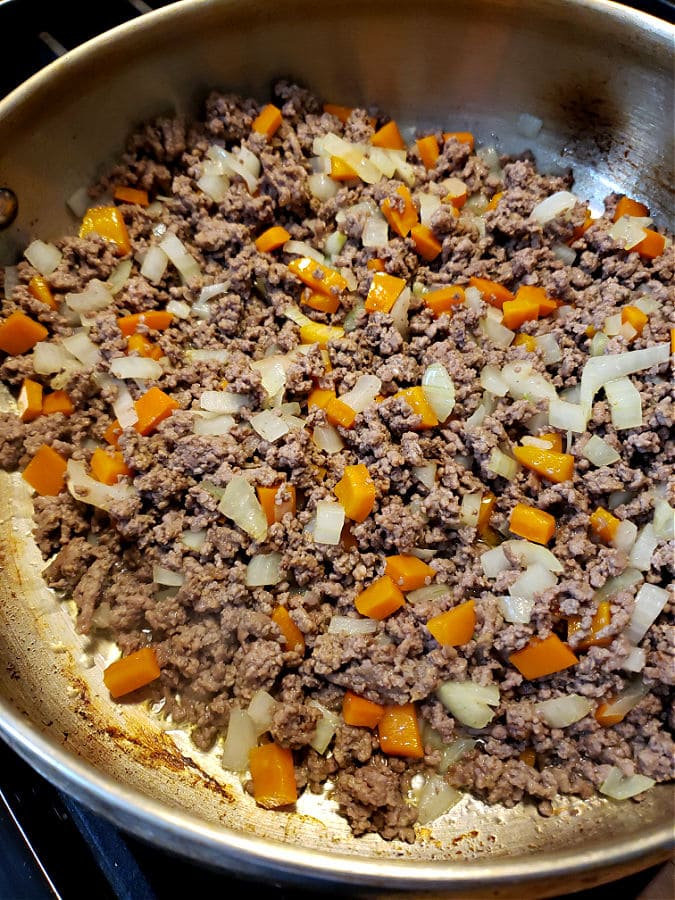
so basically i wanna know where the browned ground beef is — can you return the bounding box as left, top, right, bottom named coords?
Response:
left=1, top=80, right=673, bottom=842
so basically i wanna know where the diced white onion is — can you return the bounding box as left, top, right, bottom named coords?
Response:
left=312, top=424, right=345, bottom=454
left=598, top=677, right=649, bottom=723
left=501, top=362, right=558, bottom=402
left=611, top=519, right=639, bottom=553
left=24, top=240, right=62, bottom=276
left=465, top=403, right=487, bottom=430
left=509, top=563, right=557, bottom=600
left=608, top=216, right=652, bottom=251
left=480, top=365, right=508, bottom=397
left=406, top=584, right=451, bottom=605
left=530, top=191, right=578, bottom=225
left=110, top=356, right=163, bottom=380
left=324, top=231, right=347, bottom=258
left=604, top=313, right=623, bottom=337
left=246, top=552, right=282, bottom=587
left=460, top=492, right=482, bottom=527
left=66, top=459, right=134, bottom=510
left=582, top=435, right=621, bottom=467
left=502, top=539, right=563, bottom=574
left=480, top=316, right=515, bottom=348
left=579, top=343, right=669, bottom=413
left=634, top=294, right=660, bottom=315
left=389, top=286, right=411, bottom=339
left=653, top=498, right=675, bottom=540
left=552, top=243, right=577, bottom=265
left=251, top=355, right=288, bottom=398
left=112, top=381, right=139, bottom=428
left=628, top=523, right=659, bottom=572
left=180, top=529, right=207, bottom=551
left=367, top=146, right=400, bottom=178
left=594, top=568, right=643, bottom=603
left=192, top=412, right=235, bottom=435
left=66, top=186, right=91, bottom=218
left=140, top=245, right=169, bottom=284
left=622, top=645, right=646, bottom=673
left=308, top=172, right=339, bottom=200
left=65, top=279, right=112, bottom=313
left=200, top=390, right=250, bottom=414
left=309, top=702, right=340, bottom=755
left=362, top=215, right=389, bottom=248
left=463, top=285, right=483, bottom=311
left=327, top=616, right=379, bottom=635
left=251, top=409, right=290, bottom=442
left=247, top=690, right=278, bottom=735
left=498, top=595, right=534, bottom=624
left=221, top=708, right=258, bottom=771
left=412, top=464, right=437, bottom=491
left=208, top=144, right=259, bottom=193
left=416, top=774, right=463, bottom=825
left=186, top=348, right=229, bottom=363
left=624, top=583, right=669, bottom=645
left=218, top=476, right=268, bottom=541
left=438, top=737, right=478, bottom=772
left=312, top=500, right=345, bottom=545
left=62, top=332, right=101, bottom=368
left=517, top=113, right=543, bottom=138
left=152, top=565, right=184, bottom=586
left=590, top=332, right=609, bottom=357
left=165, top=299, right=191, bottom=319
left=600, top=767, right=655, bottom=801
left=481, top=545, right=510, bottom=578
left=604, top=377, right=642, bottom=430
left=534, top=333, right=562, bottom=365
left=418, top=193, right=442, bottom=228
left=159, top=233, right=201, bottom=282
left=487, top=447, right=519, bottom=481
left=197, top=171, right=230, bottom=202
left=436, top=681, right=500, bottom=729
left=422, top=363, right=456, bottom=422
left=283, top=240, right=325, bottom=265
left=339, top=374, right=382, bottom=414
left=620, top=322, right=638, bottom=342
left=536, top=694, right=592, bottom=728
left=548, top=398, right=587, bottom=433
left=608, top=490, right=634, bottom=511
left=107, top=259, right=132, bottom=295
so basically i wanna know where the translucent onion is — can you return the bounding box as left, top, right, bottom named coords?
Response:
left=24, top=239, right=62, bottom=276
left=509, top=563, right=557, bottom=600
left=309, top=702, right=340, bottom=755
left=498, top=595, right=534, bottom=624
left=624, top=583, right=669, bottom=645
left=197, top=171, right=230, bottom=202
left=487, top=447, right=519, bottom=481
left=479, top=316, right=515, bottom=348
left=534, top=333, right=562, bottom=365
left=460, top=492, right=482, bottom=527
left=530, top=190, right=578, bottom=224
left=110, top=356, right=163, bottom=380
left=250, top=355, right=287, bottom=398
left=247, top=690, right=278, bottom=735
left=192, top=413, right=235, bottom=435
left=62, top=332, right=102, bottom=368
left=611, top=519, right=638, bottom=553
left=308, top=172, right=340, bottom=200
left=502, top=539, right=564, bottom=574
left=327, top=616, right=379, bottom=635
left=480, top=545, right=510, bottom=578
left=652, top=498, right=675, bottom=540
left=422, top=363, right=456, bottom=422
left=152, top=565, right=184, bottom=586
left=180, top=529, right=207, bottom=551
left=582, top=435, right=621, bottom=467
left=246, top=552, right=282, bottom=587
left=283, top=240, right=325, bottom=264
left=438, top=737, right=478, bottom=773
left=186, top=348, right=229, bottom=363
left=324, top=231, right=347, bottom=258
left=251, top=410, right=290, bottom=442
left=604, top=376, right=642, bottom=430
left=536, top=694, right=592, bottom=728
left=480, top=365, right=508, bottom=397
left=501, top=362, right=558, bottom=402
left=65, top=279, right=112, bottom=313
left=66, top=459, right=134, bottom=511
left=159, top=233, right=201, bottom=282
left=599, top=678, right=649, bottom=724
left=552, top=243, right=577, bottom=265
left=66, top=186, right=90, bottom=218
left=600, top=768, right=655, bottom=801
left=418, top=193, right=442, bottom=227
left=200, top=390, right=251, bottom=414
left=437, top=681, right=500, bottom=729
left=389, top=286, right=411, bottom=339
left=367, top=146, right=400, bottom=178
left=140, top=245, right=169, bottom=284
left=362, top=215, right=389, bottom=248
left=339, top=374, right=382, bottom=413
left=608, top=216, right=653, bottom=250
left=221, top=708, right=258, bottom=771
left=412, top=464, right=438, bottom=491
left=218, top=476, right=268, bottom=541
left=548, top=398, right=587, bottom=433
left=590, top=332, right=609, bottom=357
left=107, top=258, right=132, bottom=295
left=312, top=424, right=345, bottom=454
left=593, top=568, right=642, bottom=603
left=312, top=500, right=345, bottom=545
left=604, top=313, right=623, bottom=337
left=416, top=774, right=463, bottom=825
left=112, top=381, right=138, bottom=428
left=621, top=645, right=646, bottom=673
left=463, top=285, right=484, bottom=311
left=579, top=343, right=669, bottom=413
left=627, top=523, right=658, bottom=571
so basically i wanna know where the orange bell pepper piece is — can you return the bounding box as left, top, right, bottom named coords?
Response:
left=370, top=120, right=406, bottom=150
left=288, top=257, right=348, bottom=297
left=0, top=311, right=48, bottom=355
left=103, top=647, right=161, bottom=698
left=299, top=322, right=345, bottom=348
left=325, top=396, right=357, bottom=429
left=567, top=600, right=612, bottom=649
left=632, top=229, right=665, bottom=259
left=79, top=206, right=131, bottom=255
left=512, top=445, right=574, bottom=483
left=342, top=691, right=385, bottom=729
left=393, top=386, right=439, bottom=429
left=329, top=156, right=359, bottom=181
left=113, top=185, right=150, bottom=207
left=621, top=305, right=648, bottom=336
left=426, top=599, right=476, bottom=647
left=22, top=444, right=67, bottom=496
left=271, top=606, right=305, bottom=655
left=501, top=296, right=541, bottom=330
left=509, top=503, right=556, bottom=545
left=589, top=506, right=621, bottom=544
left=354, top=575, right=405, bottom=620
left=334, top=464, right=376, bottom=522
left=127, top=333, right=163, bottom=361
left=384, top=554, right=436, bottom=591
left=249, top=743, right=297, bottom=808
left=612, top=196, right=649, bottom=222
left=301, top=287, right=340, bottom=314
left=423, top=285, right=465, bottom=317
left=133, top=386, right=179, bottom=436
left=410, top=224, right=442, bottom=261
left=365, top=271, right=406, bottom=313
left=322, top=103, right=353, bottom=123
left=90, top=447, right=132, bottom=485
left=17, top=378, right=43, bottom=422
left=367, top=258, right=386, bottom=272
left=117, top=310, right=174, bottom=337
left=468, top=276, right=515, bottom=308
left=257, top=484, right=296, bottom=525
left=252, top=103, right=283, bottom=139
left=308, top=387, right=336, bottom=411
left=254, top=225, right=291, bottom=252
left=377, top=703, right=424, bottom=758
left=416, top=135, right=440, bottom=169
left=442, top=131, right=475, bottom=151
left=509, top=634, right=578, bottom=680
left=485, top=191, right=504, bottom=211
left=28, top=275, right=58, bottom=310
left=42, top=390, right=75, bottom=417
left=380, top=185, right=419, bottom=238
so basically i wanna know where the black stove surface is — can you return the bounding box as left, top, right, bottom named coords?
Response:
left=1, top=1, right=673, bottom=897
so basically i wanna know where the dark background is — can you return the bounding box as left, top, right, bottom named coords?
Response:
left=0, top=0, right=673, bottom=897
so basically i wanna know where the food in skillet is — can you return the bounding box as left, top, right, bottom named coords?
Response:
left=0, top=81, right=672, bottom=842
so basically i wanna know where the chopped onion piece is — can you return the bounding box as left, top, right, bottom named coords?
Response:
left=197, top=171, right=230, bottom=202
left=460, top=492, right=482, bottom=527
left=389, top=286, right=411, bottom=339
left=312, top=423, right=345, bottom=454
left=552, top=243, right=576, bottom=265
left=246, top=552, right=282, bottom=587
left=498, top=595, right=534, bottom=624
left=221, top=708, right=258, bottom=772
left=421, top=363, right=456, bottom=422
left=218, top=476, right=268, bottom=541
left=110, top=356, right=162, bottom=380
left=24, top=239, right=62, bottom=276
left=634, top=294, right=660, bottom=315
left=107, top=259, right=132, bottom=295
left=534, top=333, right=562, bottom=365
left=312, top=500, right=345, bottom=545
left=200, top=390, right=250, bottom=414
left=152, top=565, right=184, bottom=586
left=362, top=214, right=389, bottom=248
left=140, top=245, right=169, bottom=284
left=327, top=616, right=378, bottom=635
left=368, top=146, right=399, bottom=178
left=480, top=365, right=508, bottom=397
left=324, top=231, right=347, bottom=258
left=465, top=403, right=487, bottom=430
left=509, top=563, right=557, bottom=600
left=501, top=362, right=557, bottom=402
left=62, top=332, right=101, bottom=368
left=247, top=690, right=278, bottom=735
left=283, top=240, right=325, bottom=264
left=340, top=374, right=382, bottom=413
left=412, top=463, right=437, bottom=491
left=159, top=233, right=201, bottom=282
left=604, top=313, right=623, bottom=336
left=251, top=355, right=287, bottom=398
left=628, top=523, right=659, bottom=572
left=579, top=343, right=669, bottom=413
left=480, top=316, right=515, bottom=348
left=437, top=681, right=500, bottom=729
left=530, top=190, right=578, bottom=225
left=438, top=737, right=478, bottom=772
left=481, top=545, right=510, bottom=578
left=608, top=490, right=634, bottom=510
left=193, top=413, right=235, bottom=435
left=611, top=519, right=638, bottom=553
left=536, top=694, right=592, bottom=728
left=113, top=381, right=138, bottom=428
left=180, top=529, right=207, bottom=551
left=418, top=192, right=442, bottom=228
left=604, top=377, right=642, bottom=430
left=590, top=332, right=609, bottom=357
left=309, top=702, right=340, bottom=755
left=548, top=398, right=587, bottom=433
left=608, top=216, right=653, bottom=250
left=308, top=172, right=339, bottom=200
left=67, top=186, right=90, bottom=218
left=502, top=539, right=563, bottom=574
left=624, top=583, right=669, bottom=645
left=594, top=568, right=643, bottom=603
left=653, top=498, right=675, bottom=540
left=251, top=409, right=290, bottom=442
left=487, top=447, right=519, bottom=481
left=582, top=435, right=621, bottom=467
left=187, top=348, right=229, bottom=363
left=622, top=645, right=646, bottom=673
left=416, top=774, right=463, bottom=825
left=66, top=459, right=134, bottom=511
left=464, top=285, right=483, bottom=311
left=600, top=767, right=655, bottom=801
left=65, top=279, right=112, bottom=313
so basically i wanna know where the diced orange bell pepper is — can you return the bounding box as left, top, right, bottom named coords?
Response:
left=371, top=120, right=406, bottom=151
left=17, top=378, right=43, bottom=422
left=410, top=224, right=442, bottom=261
left=79, top=206, right=131, bottom=255
left=329, top=156, right=359, bottom=181
left=257, top=484, right=296, bottom=525
left=113, top=185, right=150, bottom=207
left=442, top=131, right=475, bottom=151
left=567, top=600, right=612, bottom=649
left=377, top=703, right=424, bottom=758
left=127, top=333, right=163, bottom=361
left=308, top=387, right=336, bottom=411
left=117, top=310, right=174, bottom=337
left=323, top=103, right=353, bottom=123
left=90, top=447, right=132, bottom=485
left=325, top=396, right=357, bottom=429
left=509, top=503, right=556, bottom=545
left=393, top=386, right=439, bottom=429
left=334, top=464, right=376, bottom=522
left=423, top=285, right=465, bottom=317
left=381, top=185, right=419, bottom=238
left=512, top=445, right=574, bottom=483
left=343, top=690, right=385, bottom=728
left=103, top=647, right=161, bottom=698
left=485, top=191, right=504, bottom=211
left=621, top=305, right=648, bottom=336
left=22, top=444, right=67, bottom=496
left=271, top=606, right=305, bottom=655
left=468, top=276, right=515, bottom=308
left=365, top=271, right=406, bottom=313
left=384, top=554, right=436, bottom=591
left=103, top=418, right=122, bottom=448
left=589, top=506, right=620, bottom=544
left=0, top=311, right=48, bottom=355
left=288, top=257, right=348, bottom=297
left=613, top=196, right=649, bottom=222
left=416, top=135, right=440, bottom=169
left=301, top=287, right=340, bottom=314
left=252, top=103, right=283, bottom=139
left=426, top=599, right=476, bottom=647
left=354, top=575, right=405, bottom=620
left=299, top=322, right=345, bottom=348
left=367, top=258, right=386, bottom=272
left=42, top=390, right=75, bottom=417
left=249, top=743, right=298, bottom=808
left=254, top=225, right=291, bottom=252
left=571, top=209, right=595, bottom=241
left=28, top=275, right=58, bottom=310
left=509, top=634, right=578, bottom=679
left=501, top=296, right=540, bottom=330
left=632, top=229, right=666, bottom=259
left=133, top=386, right=179, bottom=436
left=513, top=333, right=537, bottom=352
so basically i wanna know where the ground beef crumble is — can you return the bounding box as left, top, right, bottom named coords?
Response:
left=1, top=80, right=672, bottom=843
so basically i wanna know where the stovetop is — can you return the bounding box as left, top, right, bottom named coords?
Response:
left=1, top=0, right=673, bottom=897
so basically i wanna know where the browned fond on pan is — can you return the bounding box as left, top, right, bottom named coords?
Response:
left=0, top=1, right=673, bottom=896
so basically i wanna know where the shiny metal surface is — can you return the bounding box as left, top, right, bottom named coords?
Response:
left=0, top=1, right=673, bottom=894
